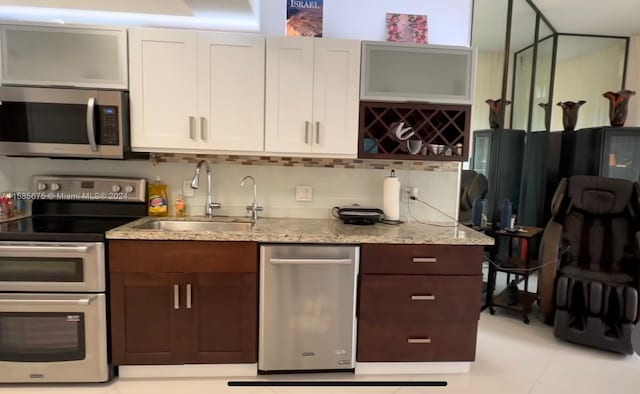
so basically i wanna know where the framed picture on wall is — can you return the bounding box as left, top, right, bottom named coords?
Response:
left=386, top=13, right=428, bottom=44
left=286, top=0, right=324, bottom=37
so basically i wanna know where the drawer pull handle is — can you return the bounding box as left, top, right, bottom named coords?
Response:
left=407, top=338, right=431, bottom=344
left=411, top=295, right=436, bottom=301
left=412, top=257, right=437, bottom=263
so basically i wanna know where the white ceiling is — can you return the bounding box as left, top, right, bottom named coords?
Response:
left=0, top=0, right=259, bottom=30
left=533, top=0, right=640, bottom=37
left=473, top=0, right=640, bottom=52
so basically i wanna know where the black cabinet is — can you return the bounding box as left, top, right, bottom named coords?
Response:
left=561, top=127, right=640, bottom=181
left=519, top=132, right=563, bottom=228
left=471, top=129, right=526, bottom=222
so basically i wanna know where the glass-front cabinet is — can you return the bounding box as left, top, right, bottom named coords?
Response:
left=602, top=131, right=640, bottom=181
left=0, top=24, right=127, bottom=89
left=361, top=41, right=476, bottom=104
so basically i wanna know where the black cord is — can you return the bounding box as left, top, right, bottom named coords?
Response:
left=407, top=196, right=460, bottom=227
left=483, top=245, right=571, bottom=273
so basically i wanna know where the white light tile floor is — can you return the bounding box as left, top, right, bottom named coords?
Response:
left=2, top=309, right=639, bottom=394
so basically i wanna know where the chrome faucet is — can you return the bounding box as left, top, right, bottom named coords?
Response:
left=240, top=175, right=263, bottom=220
left=191, top=160, right=221, bottom=217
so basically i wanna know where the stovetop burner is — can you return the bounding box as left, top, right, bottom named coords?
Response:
left=0, top=215, right=141, bottom=242
left=0, top=175, right=147, bottom=242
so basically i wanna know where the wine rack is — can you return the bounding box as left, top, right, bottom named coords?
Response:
left=358, top=101, right=471, bottom=161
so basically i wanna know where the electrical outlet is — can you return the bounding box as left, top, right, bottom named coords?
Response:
left=183, top=180, right=195, bottom=197
left=401, top=186, right=418, bottom=202
left=295, top=185, right=313, bottom=202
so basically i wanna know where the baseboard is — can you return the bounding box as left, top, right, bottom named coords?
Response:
left=355, top=362, right=471, bottom=375
left=118, top=364, right=258, bottom=379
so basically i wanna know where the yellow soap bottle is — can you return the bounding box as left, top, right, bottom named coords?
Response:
left=148, top=176, right=169, bottom=217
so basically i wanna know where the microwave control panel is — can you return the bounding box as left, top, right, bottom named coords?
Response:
left=99, top=106, right=120, bottom=145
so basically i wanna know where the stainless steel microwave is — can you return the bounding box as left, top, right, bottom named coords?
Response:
left=0, top=86, right=131, bottom=159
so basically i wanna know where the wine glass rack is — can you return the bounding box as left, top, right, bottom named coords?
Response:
left=358, top=101, right=471, bottom=161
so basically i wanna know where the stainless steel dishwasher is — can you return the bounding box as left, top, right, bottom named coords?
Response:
left=259, top=244, right=359, bottom=372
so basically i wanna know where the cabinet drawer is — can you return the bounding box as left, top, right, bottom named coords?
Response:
left=359, top=275, right=481, bottom=321
left=109, top=240, right=258, bottom=273
left=360, top=244, right=483, bottom=275
left=357, top=320, right=478, bottom=362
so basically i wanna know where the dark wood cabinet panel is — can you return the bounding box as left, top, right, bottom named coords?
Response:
left=357, top=243, right=483, bottom=363
left=110, top=272, right=188, bottom=365
left=188, top=273, right=257, bottom=363
left=357, top=319, right=478, bottom=362
left=360, top=244, right=483, bottom=275
left=359, top=275, right=481, bottom=321
left=108, top=240, right=259, bottom=366
left=109, top=240, right=258, bottom=273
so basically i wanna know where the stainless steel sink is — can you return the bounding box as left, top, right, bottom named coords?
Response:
left=134, top=220, right=254, bottom=232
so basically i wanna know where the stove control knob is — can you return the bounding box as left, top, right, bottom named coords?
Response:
left=50, top=183, right=60, bottom=191
left=124, top=185, right=134, bottom=193
left=112, top=185, right=121, bottom=193
left=37, top=183, right=47, bottom=191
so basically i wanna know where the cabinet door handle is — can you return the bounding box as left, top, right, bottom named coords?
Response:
left=189, top=116, right=196, bottom=141
left=186, top=283, right=192, bottom=309
left=304, top=121, right=310, bottom=144
left=411, top=295, right=436, bottom=301
left=315, top=121, right=320, bottom=144
left=407, top=338, right=431, bottom=344
left=412, top=257, right=437, bottom=263
left=200, top=117, right=207, bottom=142
left=173, top=284, right=180, bottom=310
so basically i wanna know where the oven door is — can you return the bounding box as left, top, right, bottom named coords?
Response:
left=0, top=86, right=125, bottom=159
left=0, top=293, right=108, bottom=383
left=0, top=242, right=105, bottom=292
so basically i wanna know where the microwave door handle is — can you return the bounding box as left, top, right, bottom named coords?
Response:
left=86, top=97, right=98, bottom=152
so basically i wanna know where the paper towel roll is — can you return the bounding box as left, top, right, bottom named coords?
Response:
left=383, top=171, right=400, bottom=221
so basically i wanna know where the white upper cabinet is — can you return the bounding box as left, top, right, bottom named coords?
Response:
left=1, top=24, right=127, bottom=89
left=265, top=37, right=360, bottom=157
left=198, top=32, right=265, bottom=152
left=361, top=42, right=476, bottom=104
left=129, top=28, right=199, bottom=151
left=129, top=28, right=265, bottom=153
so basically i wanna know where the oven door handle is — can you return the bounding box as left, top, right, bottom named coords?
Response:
left=0, top=296, right=95, bottom=306
left=0, top=245, right=91, bottom=253
left=87, top=97, right=99, bottom=152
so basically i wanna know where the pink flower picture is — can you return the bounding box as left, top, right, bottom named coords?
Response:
left=386, top=13, right=428, bottom=44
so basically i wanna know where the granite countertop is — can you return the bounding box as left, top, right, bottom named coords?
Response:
left=0, top=214, right=28, bottom=224
left=106, top=216, right=494, bottom=245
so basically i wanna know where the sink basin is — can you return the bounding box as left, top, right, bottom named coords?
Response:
left=134, top=220, right=254, bottom=232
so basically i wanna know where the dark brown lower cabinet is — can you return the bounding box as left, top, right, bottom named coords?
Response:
left=109, top=240, right=258, bottom=366
left=357, top=243, right=484, bottom=363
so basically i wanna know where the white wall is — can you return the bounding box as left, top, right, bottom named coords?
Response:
left=261, top=0, right=473, bottom=46
left=626, top=34, right=640, bottom=127
left=5, top=157, right=459, bottom=222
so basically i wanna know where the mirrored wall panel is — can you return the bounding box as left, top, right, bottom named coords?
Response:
left=551, top=35, right=627, bottom=131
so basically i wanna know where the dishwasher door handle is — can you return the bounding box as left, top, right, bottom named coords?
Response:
left=269, top=258, right=352, bottom=265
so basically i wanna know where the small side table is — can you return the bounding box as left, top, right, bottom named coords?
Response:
left=484, top=226, right=544, bottom=324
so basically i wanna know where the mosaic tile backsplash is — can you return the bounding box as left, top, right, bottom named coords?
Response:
left=150, top=153, right=459, bottom=172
